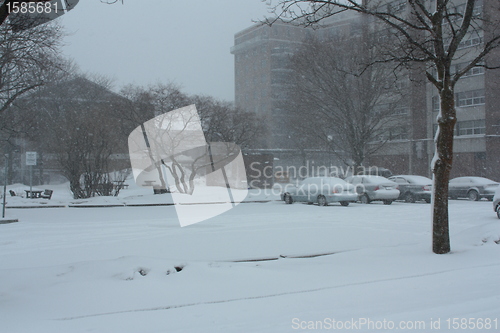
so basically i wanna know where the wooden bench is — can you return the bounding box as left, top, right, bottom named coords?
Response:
left=40, top=189, right=53, bottom=199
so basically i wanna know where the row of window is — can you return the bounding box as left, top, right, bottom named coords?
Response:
left=433, top=119, right=486, bottom=137
left=452, top=62, right=485, bottom=77
left=432, top=89, right=485, bottom=111
left=382, top=119, right=487, bottom=142
left=456, top=89, right=485, bottom=107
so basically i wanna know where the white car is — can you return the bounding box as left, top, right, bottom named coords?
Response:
left=281, top=177, right=358, bottom=206
left=344, top=175, right=400, bottom=205
left=493, top=186, right=500, bottom=219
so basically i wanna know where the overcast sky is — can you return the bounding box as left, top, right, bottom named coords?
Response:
left=60, top=0, right=272, bottom=101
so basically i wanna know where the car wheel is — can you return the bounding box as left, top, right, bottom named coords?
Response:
left=383, top=200, right=393, bottom=205
left=360, top=194, right=370, bottom=204
left=467, top=190, right=479, bottom=201
left=497, top=205, right=500, bottom=219
left=284, top=194, right=293, bottom=204
left=404, top=192, right=415, bottom=203
left=317, top=195, right=328, bottom=206
left=340, top=201, right=349, bottom=207
left=425, top=198, right=431, bottom=204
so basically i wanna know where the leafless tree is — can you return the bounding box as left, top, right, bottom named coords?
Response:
left=27, top=74, right=127, bottom=198
left=117, top=82, right=191, bottom=193
left=192, top=95, right=267, bottom=149
left=268, top=0, right=500, bottom=254
left=0, top=18, right=64, bottom=116
left=286, top=35, right=406, bottom=169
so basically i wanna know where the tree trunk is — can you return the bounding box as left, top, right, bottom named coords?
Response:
left=432, top=87, right=456, bottom=254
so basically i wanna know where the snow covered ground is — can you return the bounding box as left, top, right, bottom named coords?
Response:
left=1, top=185, right=499, bottom=332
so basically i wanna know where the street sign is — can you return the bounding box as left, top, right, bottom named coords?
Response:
left=26, top=152, right=37, bottom=166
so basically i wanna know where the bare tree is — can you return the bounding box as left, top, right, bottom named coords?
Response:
left=117, top=83, right=190, bottom=193
left=0, top=18, right=64, bottom=116
left=28, top=74, right=127, bottom=198
left=268, top=0, right=500, bottom=254
left=286, top=35, right=406, bottom=169
left=192, top=95, right=267, bottom=149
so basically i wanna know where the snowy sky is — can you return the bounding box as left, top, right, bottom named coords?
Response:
left=60, top=0, right=272, bottom=101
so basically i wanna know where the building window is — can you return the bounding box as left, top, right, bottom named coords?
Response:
left=394, top=106, right=409, bottom=115
left=452, top=62, right=485, bottom=77
left=458, top=35, right=483, bottom=50
left=432, top=96, right=440, bottom=112
left=457, top=119, right=485, bottom=136
left=455, top=89, right=485, bottom=107
left=444, top=34, right=483, bottom=51
left=381, top=126, right=408, bottom=141
left=434, top=119, right=485, bottom=138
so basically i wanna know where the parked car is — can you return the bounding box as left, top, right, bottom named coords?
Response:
left=344, top=175, right=400, bottom=205
left=361, top=166, right=393, bottom=178
left=448, top=177, right=499, bottom=201
left=493, top=186, right=500, bottom=219
left=281, top=177, right=358, bottom=206
left=388, top=175, right=432, bottom=203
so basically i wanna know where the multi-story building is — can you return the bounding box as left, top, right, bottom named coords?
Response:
left=232, top=1, right=500, bottom=180
left=231, top=20, right=311, bottom=149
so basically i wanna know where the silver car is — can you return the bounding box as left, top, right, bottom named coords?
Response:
left=281, top=177, right=358, bottom=206
left=493, top=186, right=500, bottom=219
left=388, top=175, right=432, bottom=203
left=344, top=175, right=400, bottom=205
left=449, top=177, right=499, bottom=201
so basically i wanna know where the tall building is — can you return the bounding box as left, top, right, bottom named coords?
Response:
left=231, top=20, right=311, bottom=148
left=232, top=1, right=500, bottom=180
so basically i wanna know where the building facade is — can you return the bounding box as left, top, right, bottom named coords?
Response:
left=232, top=1, right=500, bottom=181
left=231, top=20, right=311, bottom=148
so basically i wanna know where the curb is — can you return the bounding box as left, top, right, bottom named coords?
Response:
left=5, top=200, right=279, bottom=209
left=6, top=205, right=66, bottom=209
left=0, top=218, right=19, bottom=224
left=68, top=204, right=126, bottom=208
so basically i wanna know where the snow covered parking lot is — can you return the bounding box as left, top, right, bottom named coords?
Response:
left=1, top=200, right=499, bottom=332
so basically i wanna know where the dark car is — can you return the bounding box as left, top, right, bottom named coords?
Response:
left=493, top=186, right=500, bottom=219
left=360, top=166, right=393, bottom=178
left=449, top=177, right=499, bottom=201
left=388, top=175, right=432, bottom=203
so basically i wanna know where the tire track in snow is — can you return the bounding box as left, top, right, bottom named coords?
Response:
left=57, top=261, right=500, bottom=321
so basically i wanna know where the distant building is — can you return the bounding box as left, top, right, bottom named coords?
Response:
left=232, top=1, right=500, bottom=180
left=231, top=20, right=311, bottom=149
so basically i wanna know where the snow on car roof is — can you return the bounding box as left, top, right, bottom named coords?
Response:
left=391, top=175, right=432, bottom=184
left=451, top=176, right=498, bottom=184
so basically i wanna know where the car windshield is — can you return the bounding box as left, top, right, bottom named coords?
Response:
left=402, top=176, right=433, bottom=184
left=469, top=177, right=498, bottom=184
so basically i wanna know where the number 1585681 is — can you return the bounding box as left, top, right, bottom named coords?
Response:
left=7, top=1, right=59, bottom=14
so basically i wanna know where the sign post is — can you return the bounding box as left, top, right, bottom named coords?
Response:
left=26, top=152, right=37, bottom=198
left=2, top=155, right=6, bottom=218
